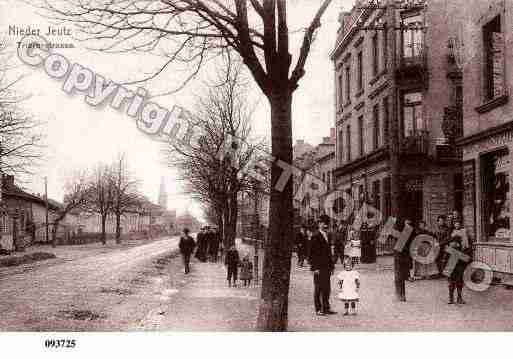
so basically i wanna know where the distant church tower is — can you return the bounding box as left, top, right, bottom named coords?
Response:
left=158, top=176, right=168, bottom=209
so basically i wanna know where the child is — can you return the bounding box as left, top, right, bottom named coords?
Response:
left=239, top=255, right=254, bottom=287
left=225, top=245, right=240, bottom=287
left=346, top=228, right=361, bottom=267
left=337, top=259, right=360, bottom=316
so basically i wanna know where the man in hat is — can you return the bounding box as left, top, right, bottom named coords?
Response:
left=309, top=218, right=336, bottom=316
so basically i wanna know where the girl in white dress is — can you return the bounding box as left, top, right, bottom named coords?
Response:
left=337, top=258, right=360, bottom=316
left=345, top=227, right=361, bottom=267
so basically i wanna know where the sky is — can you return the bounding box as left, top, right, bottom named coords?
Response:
left=0, top=0, right=353, bottom=221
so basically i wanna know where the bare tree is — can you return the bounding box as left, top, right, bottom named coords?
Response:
left=51, top=171, right=89, bottom=247
left=39, top=0, right=334, bottom=330
left=164, top=62, right=263, bottom=249
left=84, top=163, right=115, bottom=245
left=0, top=47, right=44, bottom=177
left=110, top=153, right=141, bottom=244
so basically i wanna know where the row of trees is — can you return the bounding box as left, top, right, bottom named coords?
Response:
left=55, top=154, right=142, bottom=245
left=39, top=0, right=335, bottom=330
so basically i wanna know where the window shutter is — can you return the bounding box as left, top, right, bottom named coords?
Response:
left=491, top=32, right=505, bottom=98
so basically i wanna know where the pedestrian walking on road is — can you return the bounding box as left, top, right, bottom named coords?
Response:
left=239, top=255, right=253, bottom=287
left=310, top=219, right=336, bottom=316
left=337, top=258, right=360, bottom=316
left=179, top=228, right=196, bottom=274
left=225, top=245, right=240, bottom=287
left=435, top=215, right=450, bottom=275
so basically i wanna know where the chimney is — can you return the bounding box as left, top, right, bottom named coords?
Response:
left=330, top=127, right=336, bottom=142
left=323, top=137, right=331, bottom=144
left=296, top=139, right=305, bottom=146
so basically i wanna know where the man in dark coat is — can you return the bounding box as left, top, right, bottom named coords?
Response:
left=434, top=215, right=450, bottom=275
left=208, top=227, right=220, bottom=262
left=179, top=228, right=196, bottom=274
left=310, top=219, right=336, bottom=316
left=296, top=226, right=308, bottom=267
left=394, top=219, right=415, bottom=302
left=195, top=227, right=208, bottom=262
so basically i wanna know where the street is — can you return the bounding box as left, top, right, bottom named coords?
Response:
left=2, top=240, right=513, bottom=331
left=0, top=237, right=182, bottom=331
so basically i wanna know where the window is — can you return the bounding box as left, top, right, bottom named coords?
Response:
left=358, top=116, right=364, bottom=156
left=338, top=74, right=344, bottom=109
left=402, top=14, right=423, bottom=59
left=402, top=91, right=424, bottom=137
left=383, top=97, right=389, bottom=145
left=357, top=51, right=363, bottom=91
left=482, top=149, right=510, bottom=241
left=383, top=23, right=388, bottom=69
left=483, top=15, right=504, bottom=101
left=322, top=173, right=326, bottom=184
left=345, top=66, right=351, bottom=103
left=372, top=180, right=381, bottom=211
left=373, top=104, right=380, bottom=150
left=372, top=33, right=379, bottom=76
left=338, top=129, right=344, bottom=164
left=346, top=124, right=351, bottom=162
left=384, top=177, right=391, bottom=219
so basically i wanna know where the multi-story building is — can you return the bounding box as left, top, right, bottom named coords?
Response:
left=331, top=0, right=466, bottom=227
left=455, top=0, right=513, bottom=279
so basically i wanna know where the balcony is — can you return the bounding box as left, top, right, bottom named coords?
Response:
left=400, top=130, right=430, bottom=157
left=395, top=43, right=428, bottom=85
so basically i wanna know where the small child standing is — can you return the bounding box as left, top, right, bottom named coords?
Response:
left=225, top=245, right=240, bottom=287
left=239, top=255, right=254, bottom=287
left=346, top=228, right=361, bottom=267
left=337, top=259, right=360, bottom=316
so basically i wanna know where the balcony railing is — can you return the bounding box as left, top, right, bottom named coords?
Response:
left=400, top=130, right=430, bottom=156
left=396, top=43, right=428, bottom=82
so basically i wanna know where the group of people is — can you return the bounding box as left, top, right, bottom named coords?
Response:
left=178, top=227, right=254, bottom=287
left=178, top=226, right=221, bottom=274
left=394, top=210, right=473, bottom=305
left=295, top=222, right=362, bottom=270
left=307, top=219, right=361, bottom=316
left=302, top=209, right=473, bottom=317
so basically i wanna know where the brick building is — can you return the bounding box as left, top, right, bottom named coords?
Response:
left=331, top=0, right=466, bottom=227
left=455, top=0, right=513, bottom=278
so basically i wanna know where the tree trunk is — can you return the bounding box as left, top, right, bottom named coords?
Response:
left=101, top=215, right=107, bottom=245
left=385, top=11, right=404, bottom=300
left=256, top=91, right=294, bottom=331
left=115, top=212, right=121, bottom=244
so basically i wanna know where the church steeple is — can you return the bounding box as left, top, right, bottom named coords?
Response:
left=158, top=176, right=168, bottom=209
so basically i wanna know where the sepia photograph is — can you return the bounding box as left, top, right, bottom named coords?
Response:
left=0, top=0, right=512, bottom=354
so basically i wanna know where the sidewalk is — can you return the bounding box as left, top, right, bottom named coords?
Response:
left=150, top=252, right=513, bottom=331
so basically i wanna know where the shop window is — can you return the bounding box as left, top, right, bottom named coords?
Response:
left=483, top=15, right=504, bottom=101
left=481, top=149, right=510, bottom=241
